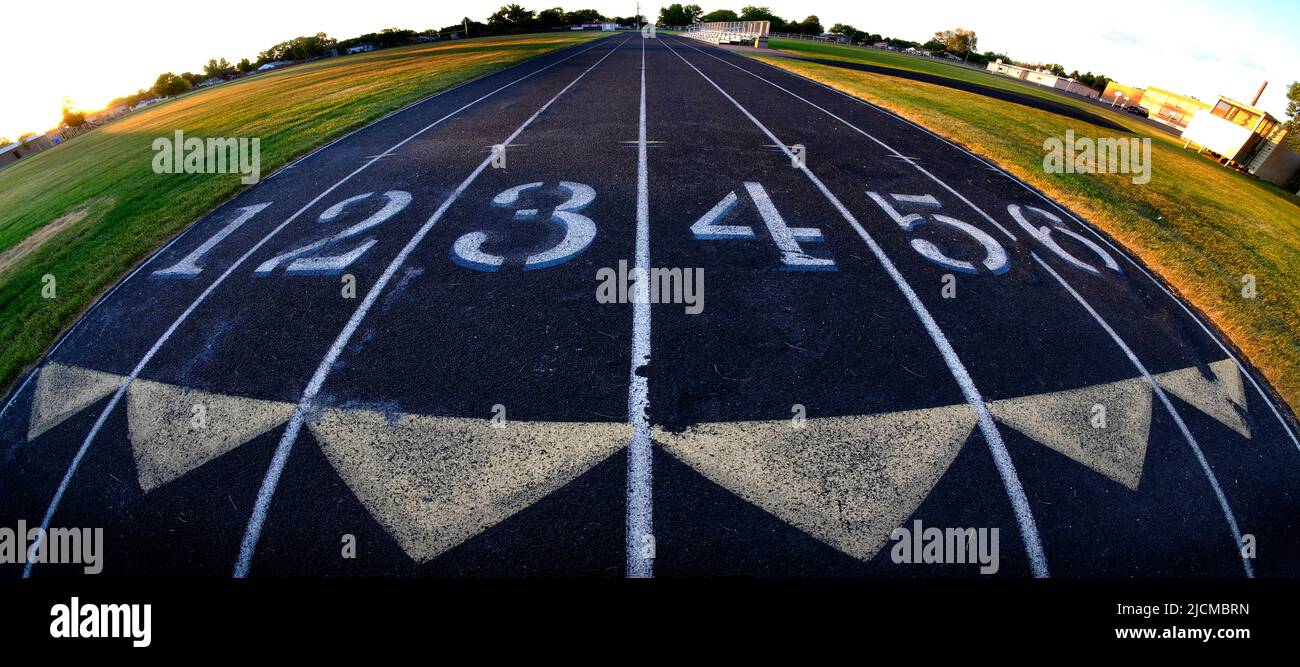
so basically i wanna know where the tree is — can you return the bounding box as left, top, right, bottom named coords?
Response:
left=796, top=15, right=823, bottom=35
left=488, top=4, right=536, bottom=32
left=106, top=89, right=152, bottom=109
left=829, top=24, right=862, bottom=41
left=61, top=99, right=86, bottom=127
left=563, top=9, right=604, bottom=24
left=537, top=7, right=565, bottom=28
left=237, top=58, right=255, bottom=73
left=932, top=28, right=977, bottom=56
left=738, top=6, right=785, bottom=31
left=442, top=18, right=487, bottom=36
left=204, top=57, right=236, bottom=79
left=151, top=72, right=192, bottom=98
left=701, top=9, right=738, bottom=22
left=258, top=32, right=337, bottom=63
left=1285, top=81, right=1300, bottom=150
left=658, top=3, right=703, bottom=26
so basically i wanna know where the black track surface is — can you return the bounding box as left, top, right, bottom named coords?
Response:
left=1, top=35, right=1296, bottom=578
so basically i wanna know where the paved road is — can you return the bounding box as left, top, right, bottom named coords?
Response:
left=2, top=34, right=1297, bottom=578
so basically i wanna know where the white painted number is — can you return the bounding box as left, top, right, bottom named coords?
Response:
left=255, top=191, right=412, bottom=276
left=692, top=182, right=834, bottom=271
left=452, top=181, right=597, bottom=272
left=867, top=192, right=1008, bottom=275
left=152, top=203, right=272, bottom=279
left=1007, top=204, right=1119, bottom=276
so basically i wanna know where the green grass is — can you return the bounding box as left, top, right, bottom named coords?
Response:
left=0, top=31, right=607, bottom=395
left=766, top=38, right=1112, bottom=112
left=749, top=41, right=1300, bottom=411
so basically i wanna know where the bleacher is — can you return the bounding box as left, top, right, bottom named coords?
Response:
left=683, top=21, right=771, bottom=47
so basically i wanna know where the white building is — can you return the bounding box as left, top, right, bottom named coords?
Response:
left=1181, top=94, right=1300, bottom=188
left=986, top=59, right=1100, bottom=99
left=346, top=43, right=376, bottom=54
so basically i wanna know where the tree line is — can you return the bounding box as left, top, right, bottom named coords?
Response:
left=666, top=5, right=1114, bottom=92
left=71, top=1, right=1257, bottom=129
left=84, top=6, right=631, bottom=120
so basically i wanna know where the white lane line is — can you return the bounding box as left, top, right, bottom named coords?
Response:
left=666, top=37, right=1018, bottom=243
left=1032, top=253, right=1255, bottom=577
left=0, top=38, right=611, bottom=427
left=233, top=36, right=632, bottom=578
left=691, top=40, right=1271, bottom=576
left=661, top=40, right=1050, bottom=578
left=0, top=204, right=216, bottom=427
left=719, top=44, right=1300, bottom=453
left=626, top=36, right=653, bottom=579
left=18, top=38, right=615, bottom=579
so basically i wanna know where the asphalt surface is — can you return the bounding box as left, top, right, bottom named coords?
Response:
left=2, top=34, right=1298, bottom=578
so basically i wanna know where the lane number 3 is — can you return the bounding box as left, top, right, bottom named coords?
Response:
left=452, top=181, right=597, bottom=272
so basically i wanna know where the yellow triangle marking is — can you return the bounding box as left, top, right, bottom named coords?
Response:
left=28, top=363, right=125, bottom=441
left=127, top=379, right=295, bottom=492
left=308, top=409, right=630, bottom=563
left=653, top=404, right=979, bottom=562
left=1155, top=359, right=1249, bottom=438
left=988, top=376, right=1152, bottom=490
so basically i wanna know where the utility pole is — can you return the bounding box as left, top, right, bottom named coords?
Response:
left=636, top=2, right=640, bottom=30
left=464, top=17, right=469, bottom=38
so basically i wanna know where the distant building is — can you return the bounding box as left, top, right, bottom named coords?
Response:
left=986, top=60, right=1100, bottom=99
left=346, top=43, right=376, bottom=54
left=1181, top=94, right=1300, bottom=188
left=0, top=133, right=55, bottom=169
left=1101, top=81, right=1144, bottom=107
left=1102, top=82, right=1208, bottom=129
left=1140, top=87, right=1209, bottom=129
left=256, top=61, right=293, bottom=72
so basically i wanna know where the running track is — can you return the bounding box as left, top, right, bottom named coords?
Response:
left=2, top=34, right=1297, bottom=577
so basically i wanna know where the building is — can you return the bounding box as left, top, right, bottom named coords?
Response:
left=1181, top=93, right=1300, bottom=188
left=986, top=60, right=1100, bottom=99
left=1101, top=81, right=1144, bottom=108
left=1140, top=87, right=1210, bottom=129
left=1103, top=82, right=1208, bottom=130
left=0, top=133, right=56, bottom=169
left=346, top=43, right=376, bottom=54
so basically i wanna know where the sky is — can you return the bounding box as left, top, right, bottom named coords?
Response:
left=1, top=0, right=1297, bottom=141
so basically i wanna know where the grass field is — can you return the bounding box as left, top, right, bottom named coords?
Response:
left=0, top=31, right=607, bottom=396
left=751, top=38, right=1300, bottom=411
